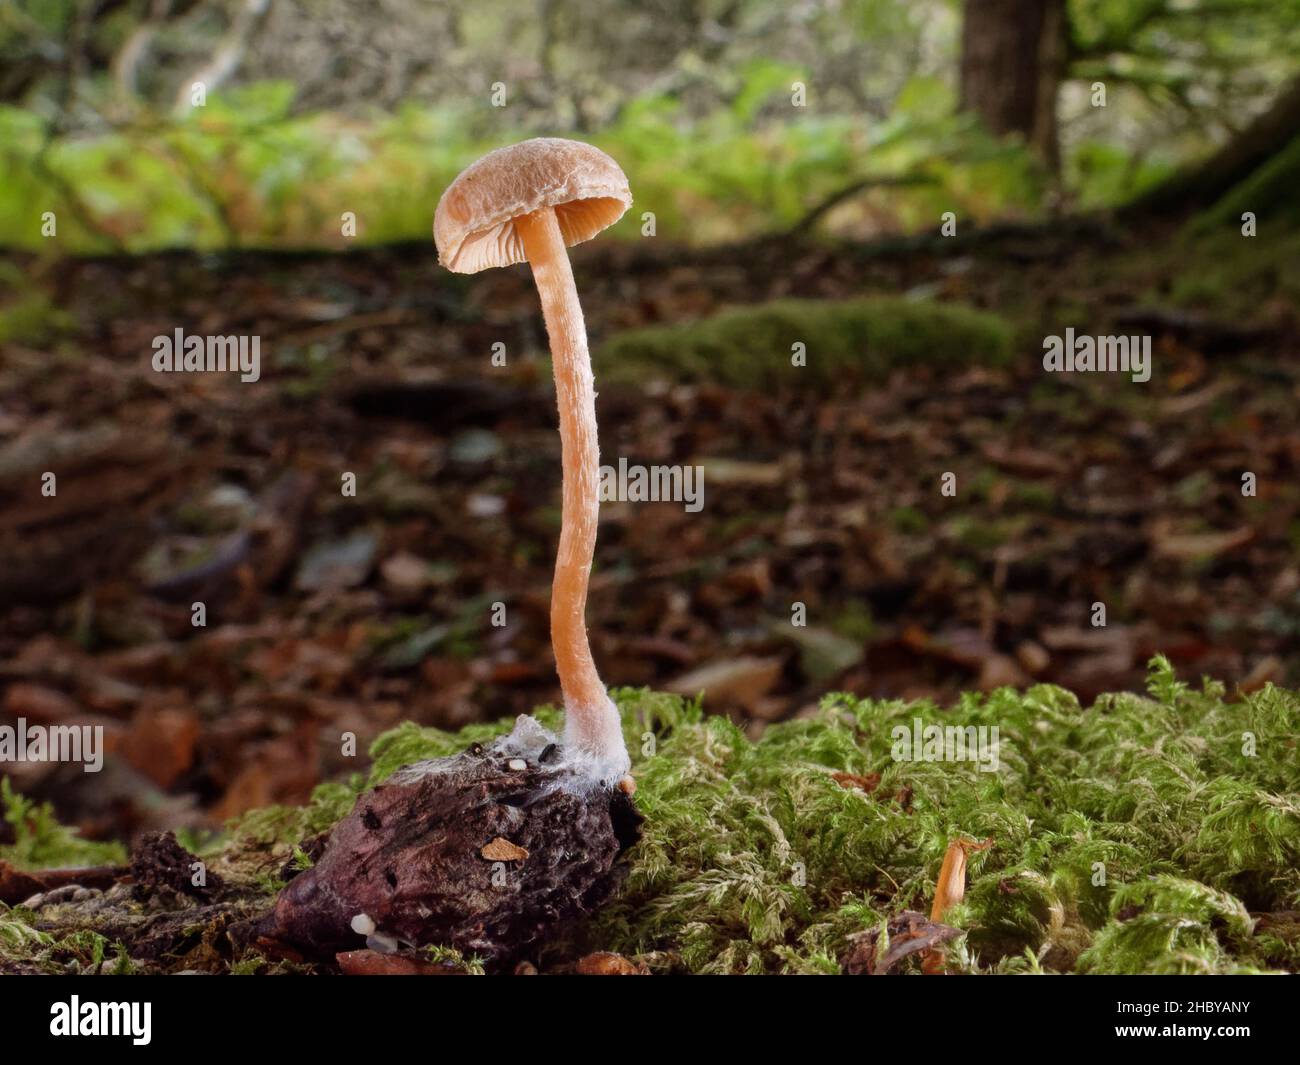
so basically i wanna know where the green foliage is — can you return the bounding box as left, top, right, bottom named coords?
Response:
left=0, top=69, right=1041, bottom=253
left=0, top=261, right=74, bottom=344
left=1068, top=140, right=1174, bottom=210
left=0, top=779, right=126, bottom=870
left=596, top=297, right=1013, bottom=388
left=1068, top=0, right=1300, bottom=115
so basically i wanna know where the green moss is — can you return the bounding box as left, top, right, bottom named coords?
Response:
left=1078, top=877, right=1259, bottom=975
left=888, top=506, right=928, bottom=535
left=0, top=290, right=74, bottom=345
left=595, top=298, right=1014, bottom=389
left=1012, top=480, right=1057, bottom=510
left=1188, top=133, right=1300, bottom=234
left=424, top=944, right=486, bottom=974
left=365, top=708, right=563, bottom=784
left=1165, top=228, right=1300, bottom=320
left=0, top=909, right=136, bottom=974
left=830, top=600, right=876, bottom=643
left=230, top=778, right=363, bottom=851
left=0, top=908, right=53, bottom=963
left=1, top=779, right=127, bottom=870
left=11, top=658, right=1295, bottom=975
left=946, top=513, right=1031, bottom=552
left=1161, top=139, right=1300, bottom=320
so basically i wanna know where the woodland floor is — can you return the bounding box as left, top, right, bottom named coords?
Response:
left=1, top=216, right=1297, bottom=848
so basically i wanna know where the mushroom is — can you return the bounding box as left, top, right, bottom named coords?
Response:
left=435, top=138, right=633, bottom=787
left=254, top=142, right=644, bottom=968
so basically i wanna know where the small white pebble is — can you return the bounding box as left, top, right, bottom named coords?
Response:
left=350, top=913, right=376, bottom=936
left=508, top=758, right=527, bottom=771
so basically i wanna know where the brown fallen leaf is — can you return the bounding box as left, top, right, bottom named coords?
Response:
left=481, top=837, right=529, bottom=862
left=696, top=457, right=785, bottom=486
left=1151, top=525, right=1254, bottom=561
left=574, top=951, right=646, bottom=975
left=380, top=551, right=436, bottom=594
left=1038, top=623, right=1135, bottom=654
left=1238, top=655, right=1282, bottom=695
left=976, top=653, right=1028, bottom=691
left=665, top=656, right=784, bottom=711
left=335, top=949, right=468, bottom=976
left=623, top=635, right=696, bottom=667
left=120, top=705, right=200, bottom=790
left=2, top=683, right=81, bottom=722
left=841, top=911, right=962, bottom=975
left=211, top=724, right=320, bottom=821
left=979, top=442, right=1069, bottom=477
left=1014, top=640, right=1051, bottom=675
left=831, top=771, right=881, bottom=794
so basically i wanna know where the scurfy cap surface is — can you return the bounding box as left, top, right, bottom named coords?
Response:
left=434, top=138, right=632, bottom=274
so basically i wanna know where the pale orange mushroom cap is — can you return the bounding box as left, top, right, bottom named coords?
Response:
left=434, top=138, right=632, bottom=274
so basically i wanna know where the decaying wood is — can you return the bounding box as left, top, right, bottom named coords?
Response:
left=130, top=830, right=224, bottom=900
left=335, top=949, right=470, bottom=976
left=0, top=859, right=126, bottom=907
left=255, top=726, right=642, bottom=969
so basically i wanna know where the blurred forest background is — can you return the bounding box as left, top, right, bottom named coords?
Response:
left=1, top=0, right=1298, bottom=843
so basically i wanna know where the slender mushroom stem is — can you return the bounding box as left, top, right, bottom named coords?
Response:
left=516, top=206, right=624, bottom=768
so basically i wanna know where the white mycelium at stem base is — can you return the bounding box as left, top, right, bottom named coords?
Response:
left=515, top=207, right=630, bottom=783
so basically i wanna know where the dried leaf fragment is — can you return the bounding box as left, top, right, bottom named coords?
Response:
left=335, top=949, right=468, bottom=976
left=841, top=911, right=962, bottom=975
left=480, top=837, right=529, bottom=862
left=575, top=951, right=646, bottom=975
left=831, top=771, right=881, bottom=794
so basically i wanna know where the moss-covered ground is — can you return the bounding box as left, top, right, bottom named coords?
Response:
left=4, top=657, right=1297, bottom=975
left=595, top=297, right=1013, bottom=388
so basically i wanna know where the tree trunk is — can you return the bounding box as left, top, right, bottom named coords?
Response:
left=959, top=0, right=1067, bottom=169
